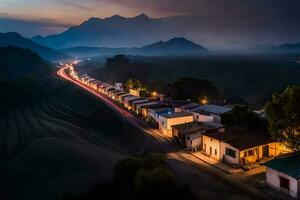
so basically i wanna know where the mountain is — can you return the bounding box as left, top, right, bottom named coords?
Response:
left=32, top=14, right=183, bottom=49
left=277, top=42, right=300, bottom=52
left=60, top=38, right=208, bottom=58
left=0, top=32, right=71, bottom=61
left=0, top=46, right=51, bottom=80
left=141, top=37, right=207, bottom=55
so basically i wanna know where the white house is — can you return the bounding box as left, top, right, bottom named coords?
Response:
left=264, top=154, right=300, bottom=199
left=149, top=107, right=173, bottom=123
left=135, top=102, right=158, bottom=115
left=158, top=112, right=194, bottom=137
left=202, top=127, right=287, bottom=167
left=118, top=93, right=131, bottom=103
left=123, top=96, right=140, bottom=109
left=192, top=104, right=232, bottom=123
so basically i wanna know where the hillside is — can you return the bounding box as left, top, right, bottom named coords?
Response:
left=60, top=38, right=208, bottom=58
left=0, top=46, right=51, bottom=80
left=0, top=32, right=71, bottom=61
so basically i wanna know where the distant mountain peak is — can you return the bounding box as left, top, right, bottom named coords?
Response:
left=141, top=37, right=208, bottom=54
left=105, top=15, right=126, bottom=21
left=82, top=17, right=103, bottom=25
left=133, top=14, right=150, bottom=20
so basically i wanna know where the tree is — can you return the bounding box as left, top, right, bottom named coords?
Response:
left=221, top=105, right=265, bottom=130
left=265, top=85, right=300, bottom=150
left=169, top=77, right=219, bottom=102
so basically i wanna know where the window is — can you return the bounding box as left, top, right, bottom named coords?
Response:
left=279, top=176, right=290, bottom=190
left=225, top=148, right=236, bottom=158
left=243, top=151, right=247, bottom=157
left=161, top=121, right=164, bottom=125
left=248, top=149, right=254, bottom=156
left=215, top=149, right=217, bottom=156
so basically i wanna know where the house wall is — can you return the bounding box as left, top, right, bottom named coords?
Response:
left=159, top=116, right=193, bottom=137
left=221, top=143, right=240, bottom=166
left=185, top=134, right=202, bottom=151
left=193, top=112, right=214, bottom=122
left=129, top=89, right=140, bottom=97
left=239, top=142, right=287, bottom=166
left=266, top=167, right=299, bottom=198
left=202, top=135, right=221, bottom=160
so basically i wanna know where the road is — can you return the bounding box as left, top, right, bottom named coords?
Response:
left=57, top=64, right=272, bottom=200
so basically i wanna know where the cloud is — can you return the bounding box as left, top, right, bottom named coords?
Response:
left=59, top=1, right=95, bottom=11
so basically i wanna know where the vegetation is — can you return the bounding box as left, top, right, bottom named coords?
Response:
left=64, top=154, right=196, bottom=200
left=168, top=77, right=219, bottom=102
left=89, top=55, right=300, bottom=107
left=265, top=85, right=300, bottom=150
left=221, top=105, right=266, bottom=130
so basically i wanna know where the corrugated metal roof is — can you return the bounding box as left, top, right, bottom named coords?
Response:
left=264, top=153, right=300, bottom=179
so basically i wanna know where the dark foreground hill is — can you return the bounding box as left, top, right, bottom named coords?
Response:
left=0, top=46, right=51, bottom=80
left=0, top=32, right=71, bottom=61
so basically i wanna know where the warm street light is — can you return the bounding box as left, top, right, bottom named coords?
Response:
left=152, top=91, right=158, bottom=97
left=200, top=97, right=209, bottom=105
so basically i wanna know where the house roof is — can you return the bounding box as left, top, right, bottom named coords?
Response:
left=193, top=104, right=232, bottom=115
left=179, top=103, right=201, bottom=110
left=160, top=112, right=193, bottom=119
left=142, top=103, right=164, bottom=109
left=172, top=122, right=205, bottom=134
left=166, top=100, right=192, bottom=107
left=128, top=97, right=145, bottom=104
left=132, top=99, right=149, bottom=105
left=264, top=153, right=300, bottom=180
left=203, top=127, right=276, bottom=151
left=150, top=107, right=172, bottom=112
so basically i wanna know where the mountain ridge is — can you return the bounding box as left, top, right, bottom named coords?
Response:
left=60, top=37, right=208, bottom=58
left=0, top=32, right=71, bottom=61
left=32, top=14, right=188, bottom=49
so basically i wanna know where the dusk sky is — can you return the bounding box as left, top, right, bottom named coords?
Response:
left=1, top=0, right=300, bottom=48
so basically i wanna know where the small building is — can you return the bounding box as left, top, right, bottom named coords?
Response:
left=119, top=94, right=133, bottom=104
left=129, top=88, right=140, bottom=97
left=141, top=103, right=165, bottom=119
left=149, top=107, right=173, bottom=124
left=135, top=101, right=158, bottom=115
left=113, top=91, right=127, bottom=100
left=127, top=98, right=145, bottom=110
left=202, top=127, right=286, bottom=167
left=192, top=104, right=232, bottom=123
left=132, top=99, right=150, bottom=112
left=108, top=89, right=120, bottom=98
left=123, top=96, right=141, bottom=109
left=114, top=82, right=124, bottom=91
left=172, top=122, right=221, bottom=151
left=264, top=153, right=300, bottom=198
left=117, top=93, right=131, bottom=103
left=158, top=112, right=194, bottom=137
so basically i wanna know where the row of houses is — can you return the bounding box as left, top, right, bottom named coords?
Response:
left=68, top=68, right=297, bottom=198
